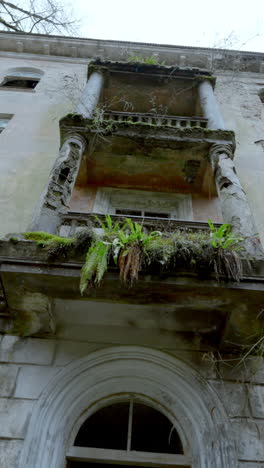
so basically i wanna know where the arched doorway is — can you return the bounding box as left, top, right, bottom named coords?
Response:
left=18, top=346, right=238, bottom=468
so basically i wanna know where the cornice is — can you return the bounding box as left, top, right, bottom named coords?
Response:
left=0, top=31, right=263, bottom=73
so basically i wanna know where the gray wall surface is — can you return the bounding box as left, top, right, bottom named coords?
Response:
left=0, top=57, right=87, bottom=236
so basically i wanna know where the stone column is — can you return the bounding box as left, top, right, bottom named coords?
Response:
left=198, top=79, right=225, bottom=129
left=30, top=134, right=86, bottom=234
left=209, top=144, right=263, bottom=257
left=76, top=71, right=104, bottom=119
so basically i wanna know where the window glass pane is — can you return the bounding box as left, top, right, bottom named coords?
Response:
left=0, top=119, right=9, bottom=128
left=0, top=117, right=11, bottom=133
left=74, top=403, right=129, bottom=450
left=131, top=403, right=183, bottom=454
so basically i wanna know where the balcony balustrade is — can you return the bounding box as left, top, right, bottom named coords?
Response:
left=102, top=110, right=208, bottom=129
left=58, top=211, right=219, bottom=237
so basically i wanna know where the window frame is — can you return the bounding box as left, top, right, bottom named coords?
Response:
left=93, top=188, right=193, bottom=221
left=66, top=446, right=192, bottom=467
left=0, top=75, right=40, bottom=90
left=67, top=396, right=191, bottom=468
left=0, top=68, right=44, bottom=92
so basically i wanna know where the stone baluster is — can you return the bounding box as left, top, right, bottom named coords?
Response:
left=209, top=144, right=263, bottom=257
left=76, top=70, right=104, bottom=119
left=30, top=134, right=86, bottom=234
left=198, top=79, right=225, bottom=129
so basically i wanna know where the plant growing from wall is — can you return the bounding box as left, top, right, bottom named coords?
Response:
left=112, top=218, right=161, bottom=286
left=128, top=55, right=166, bottom=66
left=80, top=215, right=120, bottom=294
left=22, top=217, right=244, bottom=294
left=208, top=219, right=244, bottom=282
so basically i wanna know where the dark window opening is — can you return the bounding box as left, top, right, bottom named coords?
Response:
left=58, top=167, right=70, bottom=185
left=74, top=403, right=129, bottom=450
left=74, top=401, right=183, bottom=454
left=259, top=89, right=264, bottom=104
left=115, top=209, right=170, bottom=219
left=116, top=209, right=142, bottom=217
left=1, top=78, right=39, bottom=89
left=131, top=403, right=183, bottom=453
left=144, top=212, right=169, bottom=219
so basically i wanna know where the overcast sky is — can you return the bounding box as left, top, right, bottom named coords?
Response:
left=72, top=0, right=264, bottom=52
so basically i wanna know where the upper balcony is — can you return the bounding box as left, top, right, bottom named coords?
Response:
left=60, top=60, right=235, bottom=201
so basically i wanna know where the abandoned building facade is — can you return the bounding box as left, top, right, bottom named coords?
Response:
left=0, top=31, right=264, bottom=467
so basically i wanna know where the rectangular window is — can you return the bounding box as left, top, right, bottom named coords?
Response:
left=93, top=188, right=193, bottom=221
left=115, top=209, right=169, bottom=219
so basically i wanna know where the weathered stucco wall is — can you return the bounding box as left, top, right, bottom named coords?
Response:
left=0, top=57, right=87, bottom=237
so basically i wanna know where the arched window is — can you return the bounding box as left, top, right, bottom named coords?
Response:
left=18, top=347, right=237, bottom=468
left=67, top=397, right=191, bottom=468
left=0, top=67, right=44, bottom=90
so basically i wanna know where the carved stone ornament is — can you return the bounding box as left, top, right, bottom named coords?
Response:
left=31, top=133, right=86, bottom=233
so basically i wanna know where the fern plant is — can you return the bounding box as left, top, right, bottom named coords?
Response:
left=80, top=240, right=110, bottom=294
left=80, top=214, right=120, bottom=294
left=208, top=219, right=243, bottom=250
left=208, top=219, right=244, bottom=281
left=112, top=218, right=162, bottom=286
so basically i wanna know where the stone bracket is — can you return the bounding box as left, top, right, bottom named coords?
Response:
left=1, top=270, right=55, bottom=337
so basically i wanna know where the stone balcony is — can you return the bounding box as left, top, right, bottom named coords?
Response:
left=60, top=113, right=235, bottom=196
left=0, top=233, right=264, bottom=352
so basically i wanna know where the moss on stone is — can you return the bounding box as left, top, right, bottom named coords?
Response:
left=10, top=310, right=40, bottom=336
left=23, top=231, right=74, bottom=247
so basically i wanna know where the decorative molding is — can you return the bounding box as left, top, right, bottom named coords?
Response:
left=0, top=50, right=89, bottom=64
left=93, top=188, right=193, bottom=221
left=0, top=32, right=264, bottom=73
left=209, top=143, right=234, bottom=164
left=18, top=346, right=238, bottom=468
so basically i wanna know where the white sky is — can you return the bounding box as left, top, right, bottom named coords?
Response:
left=72, top=0, right=264, bottom=53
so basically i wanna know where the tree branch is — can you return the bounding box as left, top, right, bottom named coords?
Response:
left=0, top=0, right=76, bottom=32
left=0, top=14, right=20, bottom=31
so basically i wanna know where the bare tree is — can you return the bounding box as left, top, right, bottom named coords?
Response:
left=0, top=0, right=79, bottom=35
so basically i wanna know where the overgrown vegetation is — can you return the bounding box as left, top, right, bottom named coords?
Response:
left=128, top=55, right=166, bottom=66
left=22, top=216, right=244, bottom=294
